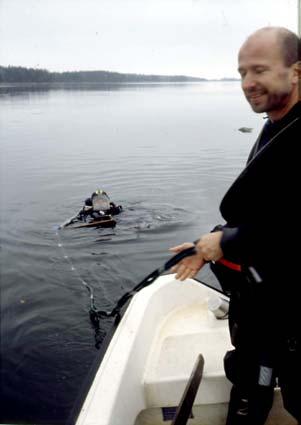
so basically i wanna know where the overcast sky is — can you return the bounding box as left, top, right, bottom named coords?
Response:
left=0, top=0, right=298, bottom=78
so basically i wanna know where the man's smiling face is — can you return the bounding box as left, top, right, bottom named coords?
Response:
left=238, top=30, right=298, bottom=120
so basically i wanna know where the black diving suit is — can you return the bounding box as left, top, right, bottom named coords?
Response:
left=213, top=101, right=301, bottom=424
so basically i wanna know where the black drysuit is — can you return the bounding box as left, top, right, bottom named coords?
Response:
left=216, top=101, right=301, bottom=424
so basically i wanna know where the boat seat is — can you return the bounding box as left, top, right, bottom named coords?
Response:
left=143, top=328, right=232, bottom=407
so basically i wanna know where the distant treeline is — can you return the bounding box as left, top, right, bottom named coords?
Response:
left=0, top=66, right=208, bottom=83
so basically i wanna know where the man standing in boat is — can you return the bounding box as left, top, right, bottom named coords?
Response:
left=170, top=27, right=301, bottom=424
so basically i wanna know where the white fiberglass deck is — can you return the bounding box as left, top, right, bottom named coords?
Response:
left=143, top=296, right=232, bottom=407
left=76, top=275, right=232, bottom=425
left=76, top=275, right=297, bottom=425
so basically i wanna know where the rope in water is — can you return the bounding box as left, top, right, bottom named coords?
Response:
left=54, top=225, right=116, bottom=348
left=54, top=224, right=199, bottom=325
left=54, top=226, right=98, bottom=314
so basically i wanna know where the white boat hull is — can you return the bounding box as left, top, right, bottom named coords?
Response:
left=75, top=275, right=297, bottom=425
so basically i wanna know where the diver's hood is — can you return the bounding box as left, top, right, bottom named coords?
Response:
left=92, top=191, right=110, bottom=211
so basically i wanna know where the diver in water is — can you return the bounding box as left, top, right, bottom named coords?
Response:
left=77, top=190, right=122, bottom=222
left=60, top=190, right=122, bottom=228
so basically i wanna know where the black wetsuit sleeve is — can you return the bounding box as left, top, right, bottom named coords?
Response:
left=220, top=226, right=246, bottom=263
left=219, top=224, right=259, bottom=264
left=220, top=221, right=278, bottom=267
left=211, top=224, right=245, bottom=263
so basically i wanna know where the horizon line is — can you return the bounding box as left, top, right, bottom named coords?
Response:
left=0, top=64, right=240, bottom=81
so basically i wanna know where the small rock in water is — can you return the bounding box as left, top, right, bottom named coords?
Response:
left=238, top=127, right=253, bottom=133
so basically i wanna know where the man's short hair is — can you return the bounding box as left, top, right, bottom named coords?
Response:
left=253, top=27, right=300, bottom=66
left=277, top=28, right=300, bottom=66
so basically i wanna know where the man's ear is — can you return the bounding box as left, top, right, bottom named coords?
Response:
left=291, top=61, right=301, bottom=89
left=297, top=61, right=301, bottom=98
left=294, top=61, right=301, bottom=79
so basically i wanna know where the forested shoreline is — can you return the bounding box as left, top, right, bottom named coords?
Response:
left=0, top=66, right=209, bottom=83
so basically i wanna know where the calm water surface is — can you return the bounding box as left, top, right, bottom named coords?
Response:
left=0, top=82, right=263, bottom=424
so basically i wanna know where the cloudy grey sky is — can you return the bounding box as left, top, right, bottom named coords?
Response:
left=0, top=0, right=298, bottom=78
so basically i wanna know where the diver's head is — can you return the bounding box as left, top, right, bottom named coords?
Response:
left=91, top=189, right=110, bottom=211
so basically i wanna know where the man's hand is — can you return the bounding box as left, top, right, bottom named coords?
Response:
left=195, top=231, right=223, bottom=262
left=169, top=231, right=223, bottom=281
left=169, top=242, right=206, bottom=281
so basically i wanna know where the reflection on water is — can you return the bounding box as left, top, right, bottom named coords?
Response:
left=0, top=82, right=263, bottom=424
left=0, top=81, right=221, bottom=97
